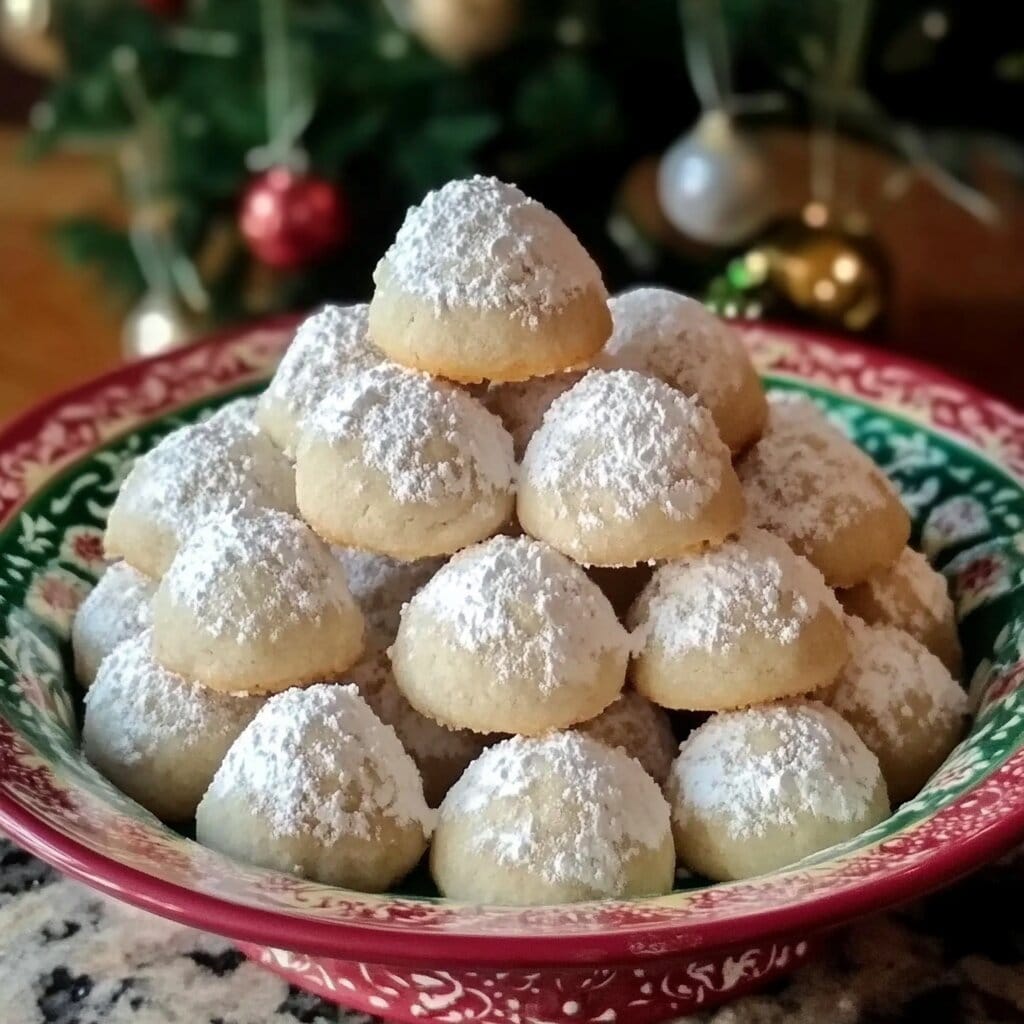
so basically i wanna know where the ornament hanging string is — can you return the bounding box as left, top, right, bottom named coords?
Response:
left=249, top=0, right=314, bottom=171
left=110, top=46, right=209, bottom=316
left=677, top=0, right=785, bottom=119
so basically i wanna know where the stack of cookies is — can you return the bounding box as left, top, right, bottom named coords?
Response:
left=73, top=176, right=968, bottom=905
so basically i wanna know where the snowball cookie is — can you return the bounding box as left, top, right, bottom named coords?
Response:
left=574, top=691, right=677, bottom=784
left=667, top=702, right=889, bottom=881
left=369, top=176, right=612, bottom=383
left=256, top=303, right=381, bottom=457
left=72, top=561, right=156, bottom=687
left=333, top=547, right=444, bottom=648
left=431, top=732, right=675, bottom=904
left=737, top=395, right=910, bottom=588
left=391, top=535, right=631, bottom=735
left=838, top=547, right=962, bottom=676
left=151, top=507, right=364, bottom=693
left=628, top=527, right=848, bottom=711
left=518, top=370, right=745, bottom=567
left=482, top=370, right=584, bottom=459
left=334, top=547, right=486, bottom=806
left=104, top=407, right=296, bottom=578
left=598, top=288, right=767, bottom=453
left=197, top=683, right=434, bottom=891
left=295, top=364, right=515, bottom=559
left=829, top=620, right=967, bottom=805
left=356, top=661, right=490, bottom=808
left=83, top=631, right=263, bottom=821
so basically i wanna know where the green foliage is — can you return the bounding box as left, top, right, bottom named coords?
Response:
left=37, top=0, right=670, bottom=318
left=33, top=0, right=1022, bottom=324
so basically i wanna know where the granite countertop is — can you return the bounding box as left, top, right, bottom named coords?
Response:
left=2, top=837, right=1024, bottom=1024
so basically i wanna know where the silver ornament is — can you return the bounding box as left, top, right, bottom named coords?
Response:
left=657, top=110, right=777, bottom=247
left=121, top=292, right=195, bottom=360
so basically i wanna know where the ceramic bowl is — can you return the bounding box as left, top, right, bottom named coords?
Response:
left=2, top=320, right=1024, bottom=1024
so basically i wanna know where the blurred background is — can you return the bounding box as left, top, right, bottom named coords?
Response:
left=0, top=0, right=1022, bottom=420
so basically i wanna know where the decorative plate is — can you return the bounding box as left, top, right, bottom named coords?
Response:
left=1, top=320, right=1023, bottom=1024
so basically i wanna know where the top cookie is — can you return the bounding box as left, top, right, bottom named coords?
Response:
left=599, top=288, right=767, bottom=452
left=368, top=176, right=611, bottom=382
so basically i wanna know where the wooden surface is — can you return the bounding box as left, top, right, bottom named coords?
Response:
left=0, top=128, right=122, bottom=423
left=0, top=125, right=1021, bottom=426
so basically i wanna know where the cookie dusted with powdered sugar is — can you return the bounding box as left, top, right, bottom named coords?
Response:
left=482, top=370, right=584, bottom=460
left=737, top=394, right=910, bottom=587
left=197, top=684, right=434, bottom=891
left=628, top=527, right=848, bottom=711
left=517, top=369, right=744, bottom=567
left=667, top=702, right=889, bottom=881
left=599, top=287, right=767, bottom=453
left=151, top=507, right=364, bottom=693
left=573, top=690, right=678, bottom=785
left=829, top=619, right=967, bottom=804
left=83, top=631, right=264, bottom=821
left=391, top=535, right=630, bottom=735
left=368, top=177, right=612, bottom=382
left=431, top=732, right=674, bottom=904
left=72, top=561, right=156, bottom=687
left=334, top=547, right=490, bottom=807
left=256, top=304, right=382, bottom=457
left=295, top=364, right=515, bottom=560
left=838, top=547, right=962, bottom=675
left=104, top=400, right=296, bottom=579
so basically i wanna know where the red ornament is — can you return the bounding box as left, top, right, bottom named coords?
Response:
left=239, top=167, right=349, bottom=269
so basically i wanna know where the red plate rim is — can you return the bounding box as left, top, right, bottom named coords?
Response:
left=1, top=317, right=1024, bottom=968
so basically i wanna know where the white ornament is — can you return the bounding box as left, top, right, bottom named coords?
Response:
left=121, top=293, right=194, bottom=360
left=657, top=110, right=776, bottom=246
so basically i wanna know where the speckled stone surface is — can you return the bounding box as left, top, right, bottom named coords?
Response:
left=2, top=837, right=1024, bottom=1024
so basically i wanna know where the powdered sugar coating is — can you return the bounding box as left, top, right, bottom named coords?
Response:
left=259, top=304, right=380, bottom=454
left=574, top=691, right=678, bottom=784
left=305, top=364, right=515, bottom=506
left=483, top=371, right=584, bottom=459
left=160, top=507, right=359, bottom=643
left=857, top=548, right=952, bottom=636
left=520, top=369, right=728, bottom=529
left=333, top=547, right=443, bottom=648
left=439, top=731, right=670, bottom=892
left=83, top=631, right=263, bottom=767
left=107, top=405, right=296, bottom=550
left=832, top=619, right=967, bottom=751
left=632, top=527, right=841, bottom=655
left=600, top=288, right=745, bottom=406
left=72, top=561, right=155, bottom=684
left=402, top=535, right=630, bottom=694
left=670, top=702, right=884, bottom=840
left=201, top=683, right=434, bottom=842
left=202, top=395, right=260, bottom=432
left=737, top=394, right=896, bottom=544
left=376, top=176, right=605, bottom=328
left=332, top=548, right=481, bottom=804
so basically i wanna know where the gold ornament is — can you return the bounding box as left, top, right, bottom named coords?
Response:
left=760, top=211, right=887, bottom=332
left=408, top=0, right=519, bottom=65
left=121, top=292, right=198, bottom=361
left=0, top=0, right=62, bottom=75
